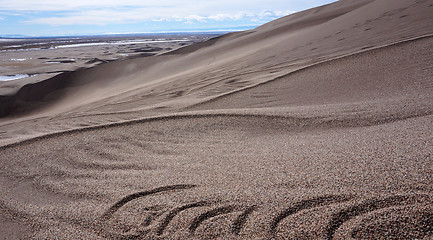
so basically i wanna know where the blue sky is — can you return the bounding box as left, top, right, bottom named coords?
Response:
left=0, top=0, right=336, bottom=37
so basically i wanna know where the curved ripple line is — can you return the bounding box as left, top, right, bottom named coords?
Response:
left=156, top=201, right=210, bottom=236
left=101, top=184, right=196, bottom=220
left=326, top=195, right=424, bottom=240
left=270, top=195, right=351, bottom=234
left=189, top=205, right=238, bottom=233
left=232, top=205, right=257, bottom=235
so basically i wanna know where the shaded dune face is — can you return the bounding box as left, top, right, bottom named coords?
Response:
left=1, top=0, right=433, bottom=239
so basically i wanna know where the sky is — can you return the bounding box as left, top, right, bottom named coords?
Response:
left=0, top=0, right=336, bottom=37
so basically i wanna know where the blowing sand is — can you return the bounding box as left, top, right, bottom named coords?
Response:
left=1, top=0, right=433, bottom=239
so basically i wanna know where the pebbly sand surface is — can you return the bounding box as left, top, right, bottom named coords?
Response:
left=1, top=0, right=433, bottom=239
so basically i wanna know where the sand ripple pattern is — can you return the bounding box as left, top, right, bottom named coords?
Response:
left=0, top=113, right=432, bottom=239
left=98, top=185, right=433, bottom=239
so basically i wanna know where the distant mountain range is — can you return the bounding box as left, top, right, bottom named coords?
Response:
left=0, top=26, right=255, bottom=39
left=0, top=34, right=30, bottom=39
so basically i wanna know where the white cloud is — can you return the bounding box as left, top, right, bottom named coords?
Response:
left=259, top=10, right=276, bottom=18
left=0, top=0, right=173, bottom=11
left=29, top=9, right=296, bottom=26
left=274, top=10, right=295, bottom=16
left=28, top=7, right=185, bottom=25
left=185, top=15, right=207, bottom=23
left=0, top=0, right=307, bottom=13
left=2, top=0, right=334, bottom=26
left=208, top=14, right=230, bottom=21
left=152, top=17, right=169, bottom=22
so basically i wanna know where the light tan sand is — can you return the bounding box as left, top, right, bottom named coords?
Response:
left=1, top=0, right=433, bottom=239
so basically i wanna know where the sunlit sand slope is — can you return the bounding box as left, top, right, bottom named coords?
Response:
left=0, top=0, right=432, bottom=239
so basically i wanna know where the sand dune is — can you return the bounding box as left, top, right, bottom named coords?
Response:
left=1, top=0, right=433, bottom=239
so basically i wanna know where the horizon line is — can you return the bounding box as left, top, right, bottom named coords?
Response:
left=0, top=27, right=257, bottom=39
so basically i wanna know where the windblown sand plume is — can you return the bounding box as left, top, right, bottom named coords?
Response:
left=1, top=0, right=433, bottom=239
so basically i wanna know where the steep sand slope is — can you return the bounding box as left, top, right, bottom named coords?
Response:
left=192, top=36, right=433, bottom=114
left=1, top=0, right=433, bottom=145
left=0, top=0, right=433, bottom=239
